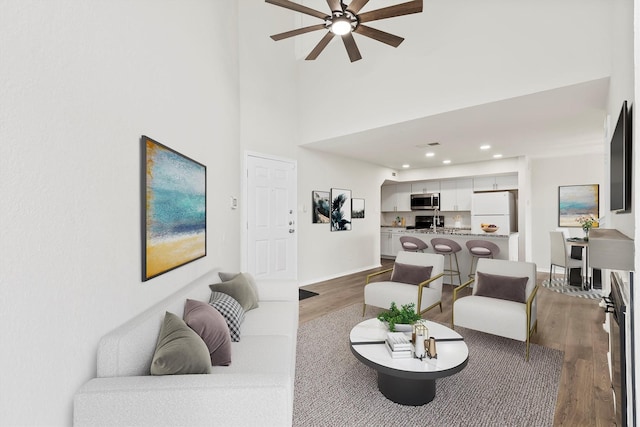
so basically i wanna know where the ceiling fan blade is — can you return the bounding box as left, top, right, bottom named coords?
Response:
left=358, top=0, right=423, bottom=23
left=354, top=25, right=404, bottom=47
left=265, top=0, right=329, bottom=20
left=306, top=32, right=335, bottom=60
left=326, top=0, right=342, bottom=12
left=270, top=24, right=327, bottom=41
left=341, top=32, right=362, bottom=62
left=346, top=0, right=371, bottom=14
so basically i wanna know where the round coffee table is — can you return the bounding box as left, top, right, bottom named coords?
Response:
left=349, top=318, right=469, bottom=406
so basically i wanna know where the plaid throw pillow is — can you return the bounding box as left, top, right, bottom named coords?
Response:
left=209, top=291, right=245, bottom=342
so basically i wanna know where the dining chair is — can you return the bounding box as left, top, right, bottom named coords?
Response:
left=549, top=231, right=582, bottom=283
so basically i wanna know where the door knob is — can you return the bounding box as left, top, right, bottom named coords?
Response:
left=289, top=229, right=295, bottom=234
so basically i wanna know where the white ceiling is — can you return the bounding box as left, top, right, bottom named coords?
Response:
left=288, top=0, right=611, bottom=171
left=301, top=78, right=610, bottom=170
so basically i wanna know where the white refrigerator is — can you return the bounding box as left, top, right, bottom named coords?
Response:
left=471, top=192, right=515, bottom=236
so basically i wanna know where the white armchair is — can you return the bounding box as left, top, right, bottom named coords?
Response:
left=363, top=252, right=444, bottom=316
left=452, top=258, right=538, bottom=361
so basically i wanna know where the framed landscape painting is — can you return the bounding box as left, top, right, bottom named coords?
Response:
left=330, top=188, right=352, bottom=231
left=142, top=135, right=207, bottom=281
left=312, top=191, right=330, bottom=224
left=558, top=184, right=599, bottom=227
left=352, top=198, right=365, bottom=219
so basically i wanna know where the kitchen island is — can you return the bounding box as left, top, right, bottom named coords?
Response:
left=380, top=228, right=519, bottom=285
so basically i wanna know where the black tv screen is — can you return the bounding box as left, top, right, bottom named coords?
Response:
left=610, top=100, right=631, bottom=212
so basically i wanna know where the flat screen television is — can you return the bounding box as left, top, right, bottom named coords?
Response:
left=610, top=100, right=632, bottom=212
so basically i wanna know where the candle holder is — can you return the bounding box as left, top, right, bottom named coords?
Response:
left=414, top=323, right=429, bottom=360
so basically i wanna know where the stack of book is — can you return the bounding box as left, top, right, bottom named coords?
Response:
left=385, top=332, right=413, bottom=358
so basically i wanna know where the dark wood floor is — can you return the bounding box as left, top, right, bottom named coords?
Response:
left=299, top=259, right=616, bottom=426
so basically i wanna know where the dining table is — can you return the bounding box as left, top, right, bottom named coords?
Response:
left=566, top=237, right=591, bottom=290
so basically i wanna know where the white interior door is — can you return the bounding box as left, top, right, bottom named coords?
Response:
left=246, top=154, right=297, bottom=280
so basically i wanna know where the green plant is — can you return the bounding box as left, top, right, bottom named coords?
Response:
left=377, top=302, right=421, bottom=331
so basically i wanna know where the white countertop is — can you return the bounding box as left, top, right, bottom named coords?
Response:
left=381, top=227, right=516, bottom=238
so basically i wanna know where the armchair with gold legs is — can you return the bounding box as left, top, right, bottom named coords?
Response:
left=451, top=258, right=539, bottom=361
left=363, top=252, right=445, bottom=317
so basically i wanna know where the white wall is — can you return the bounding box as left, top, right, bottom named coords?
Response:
left=607, top=0, right=636, bottom=238
left=0, top=1, right=240, bottom=425
left=529, top=152, right=605, bottom=271
left=296, top=148, right=389, bottom=284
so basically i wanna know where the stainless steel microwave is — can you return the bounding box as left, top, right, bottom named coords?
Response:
left=410, top=193, right=440, bottom=210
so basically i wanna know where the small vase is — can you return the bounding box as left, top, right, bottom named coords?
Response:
left=583, top=228, right=589, bottom=241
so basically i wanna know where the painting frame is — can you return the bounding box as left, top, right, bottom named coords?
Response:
left=351, top=198, right=365, bottom=219
left=558, top=184, right=599, bottom=227
left=312, top=190, right=330, bottom=224
left=141, top=135, right=207, bottom=281
left=330, top=188, right=352, bottom=231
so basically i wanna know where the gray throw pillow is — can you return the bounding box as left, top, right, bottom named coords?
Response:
left=150, top=312, right=211, bottom=375
left=209, top=292, right=246, bottom=342
left=184, top=299, right=232, bottom=366
left=475, top=271, right=529, bottom=303
left=210, top=273, right=259, bottom=311
left=390, top=262, right=433, bottom=286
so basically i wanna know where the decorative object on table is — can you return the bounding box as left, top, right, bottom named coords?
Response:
left=385, top=332, right=413, bottom=359
left=265, top=0, right=424, bottom=63
left=330, top=188, right=352, bottom=231
left=558, top=184, right=599, bottom=228
left=480, top=223, right=499, bottom=233
left=141, top=136, right=206, bottom=281
left=312, top=191, right=330, bottom=224
left=377, top=302, right=421, bottom=332
left=427, top=337, right=438, bottom=359
left=414, top=322, right=428, bottom=359
left=575, top=214, right=599, bottom=240
left=351, top=198, right=365, bottom=219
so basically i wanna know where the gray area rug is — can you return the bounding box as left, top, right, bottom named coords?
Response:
left=542, top=277, right=604, bottom=300
left=294, top=304, right=563, bottom=427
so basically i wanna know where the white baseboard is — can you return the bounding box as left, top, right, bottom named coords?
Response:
left=298, top=263, right=383, bottom=287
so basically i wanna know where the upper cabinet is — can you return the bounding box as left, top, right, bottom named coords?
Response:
left=440, top=179, right=473, bottom=211
left=381, top=174, right=518, bottom=213
left=473, top=174, right=518, bottom=192
left=411, top=180, right=440, bottom=194
left=381, top=183, right=412, bottom=212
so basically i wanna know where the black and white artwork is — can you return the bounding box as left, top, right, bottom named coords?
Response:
left=312, top=191, right=330, bottom=224
left=330, top=188, right=352, bottom=231
left=352, top=198, right=365, bottom=219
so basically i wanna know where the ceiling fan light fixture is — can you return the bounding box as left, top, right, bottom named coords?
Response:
left=330, top=17, right=353, bottom=35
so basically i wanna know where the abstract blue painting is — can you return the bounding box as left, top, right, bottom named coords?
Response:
left=558, top=184, right=599, bottom=227
left=142, top=136, right=206, bottom=281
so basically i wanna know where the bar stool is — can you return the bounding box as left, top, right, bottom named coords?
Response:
left=466, top=240, right=500, bottom=279
left=399, top=236, right=428, bottom=252
left=431, top=238, right=462, bottom=285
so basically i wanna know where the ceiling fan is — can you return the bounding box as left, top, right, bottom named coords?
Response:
left=266, top=0, right=423, bottom=62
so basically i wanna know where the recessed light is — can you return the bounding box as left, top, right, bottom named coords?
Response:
left=425, top=152, right=435, bottom=157
left=493, top=154, right=503, bottom=158
left=442, top=160, right=451, bottom=164
left=402, top=164, right=410, bottom=168
left=480, top=145, right=491, bottom=150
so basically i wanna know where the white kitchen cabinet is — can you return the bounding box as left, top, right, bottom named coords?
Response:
left=440, top=179, right=473, bottom=211
left=380, top=231, right=394, bottom=257
left=380, top=183, right=412, bottom=212
left=391, top=232, right=405, bottom=255
left=411, top=180, right=440, bottom=194
left=473, top=174, right=518, bottom=191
